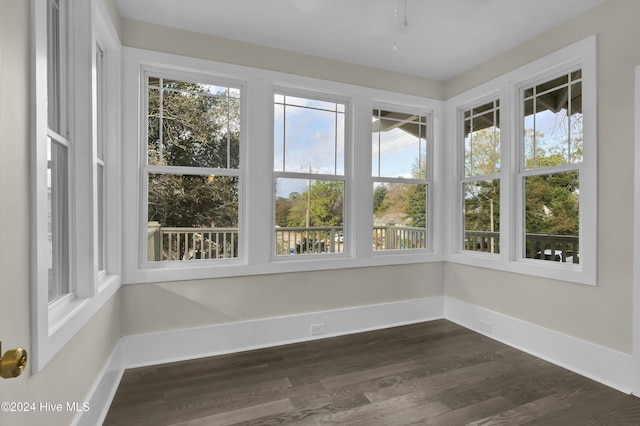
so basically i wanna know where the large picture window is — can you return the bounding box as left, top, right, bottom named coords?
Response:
left=144, top=75, right=241, bottom=262
left=372, top=108, right=429, bottom=251
left=273, top=93, right=346, bottom=256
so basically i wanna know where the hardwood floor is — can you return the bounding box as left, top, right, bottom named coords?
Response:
left=103, top=320, right=640, bottom=425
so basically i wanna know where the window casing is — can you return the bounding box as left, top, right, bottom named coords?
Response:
left=31, top=0, right=121, bottom=371
left=371, top=107, right=430, bottom=252
left=142, top=74, right=243, bottom=264
left=519, top=71, right=582, bottom=264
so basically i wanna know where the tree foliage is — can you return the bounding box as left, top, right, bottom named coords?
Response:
left=275, top=181, right=344, bottom=227
left=464, top=127, right=579, bottom=237
left=147, top=80, right=240, bottom=228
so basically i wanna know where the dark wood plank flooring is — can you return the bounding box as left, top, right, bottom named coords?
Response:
left=103, top=320, right=640, bottom=425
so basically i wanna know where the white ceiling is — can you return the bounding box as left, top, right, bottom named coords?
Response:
left=115, top=0, right=605, bottom=81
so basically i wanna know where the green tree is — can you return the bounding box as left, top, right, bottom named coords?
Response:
left=403, top=156, right=427, bottom=227
left=147, top=80, right=240, bottom=228
left=279, top=181, right=344, bottom=227
left=373, top=185, right=388, bottom=215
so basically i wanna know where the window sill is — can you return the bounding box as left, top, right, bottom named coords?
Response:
left=447, top=251, right=595, bottom=286
left=123, top=251, right=443, bottom=284
left=34, top=275, right=121, bottom=372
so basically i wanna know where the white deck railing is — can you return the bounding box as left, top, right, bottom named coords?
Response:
left=148, top=223, right=428, bottom=260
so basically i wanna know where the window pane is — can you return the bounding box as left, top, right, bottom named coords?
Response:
left=47, top=0, right=66, bottom=135
left=463, top=100, right=500, bottom=177
left=524, top=75, right=582, bottom=169
left=147, top=174, right=239, bottom=261
left=48, top=137, right=69, bottom=301
left=97, top=163, right=105, bottom=271
left=148, top=77, right=240, bottom=169
left=463, top=179, right=500, bottom=253
left=274, top=178, right=344, bottom=255
left=372, top=110, right=427, bottom=178
left=274, top=95, right=345, bottom=175
left=96, top=44, right=105, bottom=161
left=372, top=182, right=426, bottom=251
left=524, top=171, right=579, bottom=263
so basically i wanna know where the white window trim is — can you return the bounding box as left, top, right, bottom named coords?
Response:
left=445, top=35, right=597, bottom=285
left=271, top=87, right=351, bottom=260
left=454, top=94, right=502, bottom=258
left=137, top=69, right=247, bottom=269
left=30, top=0, right=121, bottom=372
left=121, top=48, right=443, bottom=285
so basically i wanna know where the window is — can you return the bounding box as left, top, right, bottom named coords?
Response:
left=461, top=100, right=500, bottom=254
left=520, top=71, right=582, bottom=264
left=31, top=0, right=121, bottom=371
left=47, top=0, right=71, bottom=302
left=122, top=49, right=441, bottom=283
left=144, top=75, right=241, bottom=262
left=448, top=35, right=596, bottom=285
left=96, top=42, right=107, bottom=273
left=273, top=93, right=346, bottom=256
left=372, top=108, right=429, bottom=251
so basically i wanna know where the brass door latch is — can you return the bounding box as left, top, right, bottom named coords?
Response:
left=0, top=341, right=27, bottom=378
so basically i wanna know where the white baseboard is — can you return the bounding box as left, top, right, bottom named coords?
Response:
left=119, top=296, right=444, bottom=368
left=74, top=296, right=443, bottom=424
left=445, top=296, right=635, bottom=394
left=73, top=344, right=125, bottom=426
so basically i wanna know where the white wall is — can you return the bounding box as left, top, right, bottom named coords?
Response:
left=122, top=264, right=444, bottom=336
left=0, top=2, right=122, bottom=425
left=444, top=0, right=640, bottom=353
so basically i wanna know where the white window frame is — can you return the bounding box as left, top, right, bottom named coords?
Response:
left=271, top=88, right=351, bottom=260
left=121, top=48, right=443, bottom=284
left=30, top=0, right=121, bottom=372
left=370, top=102, right=434, bottom=254
left=457, top=96, right=502, bottom=257
left=138, top=69, right=246, bottom=267
left=446, top=35, right=597, bottom=285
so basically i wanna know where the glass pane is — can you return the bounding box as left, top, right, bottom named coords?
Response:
left=535, top=74, right=568, bottom=95
left=273, top=102, right=284, bottom=172
left=372, top=110, right=427, bottom=179
left=47, top=0, right=65, bottom=135
left=147, top=174, right=239, bottom=261
left=464, top=110, right=500, bottom=177
left=524, top=75, right=582, bottom=169
left=97, top=163, right=105, bottom=271
left=569, top=83, right=583, bottom=163
left=524, top=171, right=579, bottom=263
left=148, top=78, right=241, bottom=169
left=276, top=95, right=345, bottom=174
left=372, top=182, right=426, bottom=251
left=274, top=178, right=344, bottom=255
left=48, top=137, right=69, bottom=301
left=96, top=44, right=105, bottom=161
left=463, top=179, right=500, bottom=253
left=278, top=95, right=339, bottom=111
